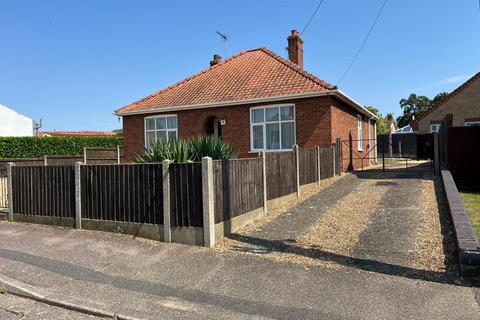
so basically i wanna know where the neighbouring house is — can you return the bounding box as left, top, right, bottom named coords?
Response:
left=393, top=125, right=413, bottom=134
left=38, top=130, right=117, bottom=137
left=411, top=72, right=480, bottom=133
left=115, top=30, right=378, bottom=171
left=0, top=104, right=39, bottom=137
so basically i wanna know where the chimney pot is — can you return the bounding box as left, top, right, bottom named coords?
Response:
left=287, top=29, right=304, bottom=69
left=210, top=54, right=222, bottom=67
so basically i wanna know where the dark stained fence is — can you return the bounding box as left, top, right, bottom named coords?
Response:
left=169, top=163, right=203, bottom=227
left=417, top=134, right=434, bottom=160
left=320, top=148, right=334, bottom=179
left=299, top=148, right=318, bottom=186
left=213, top=158, right=263, bottom=223
left=0, top=167, right=7, bottom=208
left=81, top=164, right=163, bottom=224
left=266, top=152, right=296, bottom=200
left=448, top=126, right=480, bottom=175
left=11, top=166, right=76, bottom=217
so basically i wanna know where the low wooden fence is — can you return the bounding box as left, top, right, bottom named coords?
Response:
left=213, top=158, right=263, bottom=223
left=169, top=163, right=203, bottom=227
left=81, top=164, right=163, bottom=224
left=266, top=152, right=297, bottom=200
left=6, top=145, right=339, bottom=246
left=11, top=166, right=76, bottom=218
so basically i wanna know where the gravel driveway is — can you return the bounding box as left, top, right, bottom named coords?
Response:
left=218, top=169, right=458, bottom=279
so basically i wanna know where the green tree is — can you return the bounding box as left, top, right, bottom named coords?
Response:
left=365, top=106, right=389, bottom=134
left=396, top=92, right=449, bottom=128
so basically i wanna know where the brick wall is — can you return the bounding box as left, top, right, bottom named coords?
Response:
left=121, top=95, right=371, bottom=166
left=331, top=98, right=375, bottom=171
left=416, top=77, right=480, bottom=133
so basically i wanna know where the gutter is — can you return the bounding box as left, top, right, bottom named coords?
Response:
left=114, top=90, right=379, bottom=121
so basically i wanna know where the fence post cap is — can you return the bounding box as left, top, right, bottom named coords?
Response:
left=7, top=162, right=15, bottom=166
left=201, top=156, right=213, bottom=161
left=75, top=161, right=83, bottom=165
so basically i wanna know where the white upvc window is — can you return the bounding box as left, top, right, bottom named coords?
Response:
left=144, top=115, right=178, bottom=147
left=357, top=114, right=363, bottom=151
left=430, top=123, right=440, bottom=133
left=250, top=104, right=295, bottom=152
left=465, top=121, right=480, bottom=127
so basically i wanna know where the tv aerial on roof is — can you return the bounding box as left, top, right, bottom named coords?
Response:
left=216, top=31, right=228, bottom=58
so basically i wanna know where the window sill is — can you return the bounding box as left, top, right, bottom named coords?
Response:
left=248, top=149, right=293, bottom=154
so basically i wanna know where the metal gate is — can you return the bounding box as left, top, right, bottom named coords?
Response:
left=341, top=134, right=434, bottom=172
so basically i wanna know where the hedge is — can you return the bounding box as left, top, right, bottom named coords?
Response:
left=0, top=136, right=123, bottom=159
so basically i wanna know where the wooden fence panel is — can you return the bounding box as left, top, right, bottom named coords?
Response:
left=81, top=164, right=163, bottom=224
left=169, top=163, right=203, bottom=227
left=0, top=168, right=7, bottom=208
left=11, top=166, right=76, bottom=218
left=266, top=152, right=296, bottom=200
left=213, top=158, right=263, bottom=223
left=84, top=147, right=119, bottom=164
left=320, top=148, right=334, bottom=179
left=299, top=148, right=318, bottom=186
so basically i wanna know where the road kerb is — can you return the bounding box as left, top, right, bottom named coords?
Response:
left=0, top=273, right=144, bottom=320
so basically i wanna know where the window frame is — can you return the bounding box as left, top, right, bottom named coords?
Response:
left=357, top=114, right=363, bottom=151
left=465, top=120, right=480, bottom=127
left=249, top=104, right=296, bottom=152
left=430, top=123, right=440, bottom=133
left=144, top=114, right=178, bottom=148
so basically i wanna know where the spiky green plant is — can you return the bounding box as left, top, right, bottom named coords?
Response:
left=190, top=135, right=238, bottom=161
left=136, top=135, right=237, bottom=163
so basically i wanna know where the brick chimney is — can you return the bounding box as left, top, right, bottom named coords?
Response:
left=210, top=54, right=222, bottom=67
left=287, top=29, right=303, bottom=69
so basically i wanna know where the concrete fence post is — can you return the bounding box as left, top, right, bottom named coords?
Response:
left=162, top=160, right=172, bottom=243
left=332, top=145, right=336, bottom=177
left=202, top=157, right=215, bottom=247
left=7, top=162, right=14, bottom=222
left=316, top=146, right=321, bottom=185
left=74, top=162, right=82, bottom=229
left=294, top=145, right=300, bottom=197
left=261, top=151, right=267, bottom=214
left=43, top=155, right=48, bottom=166
left=83, top=147, right=87, bottom=164
left=117, top=145, right=121, bottom=164
left=433, top=133, right=440, bottom=175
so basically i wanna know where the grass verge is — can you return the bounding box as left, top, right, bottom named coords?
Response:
left=460, top=191, right=480, bottom=240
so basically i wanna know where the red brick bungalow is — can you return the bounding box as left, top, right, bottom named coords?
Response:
left=115, top=30, right=378, bottom=171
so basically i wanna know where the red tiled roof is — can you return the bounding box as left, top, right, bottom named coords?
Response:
left=115, top=47, right=334, bottom=115
left=38, top=131, right=117, bottom=137
left=411, top=72, right=480, bottom=128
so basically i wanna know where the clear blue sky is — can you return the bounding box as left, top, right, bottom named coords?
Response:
left=1, top=0, right=479, bottom=131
